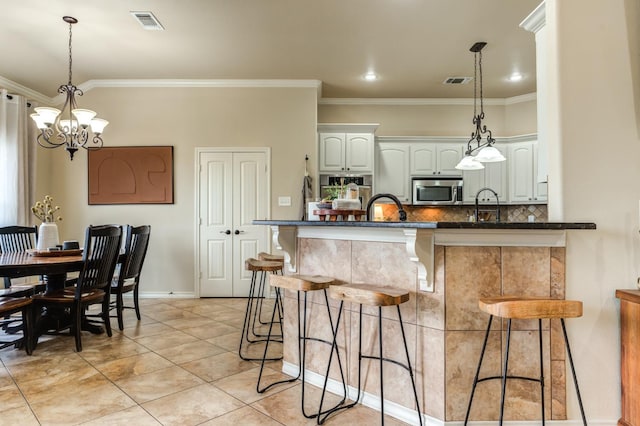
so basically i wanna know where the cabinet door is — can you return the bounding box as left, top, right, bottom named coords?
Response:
left=462, top=169, right=485, bottom=204
left=484, top=145, right=508, bottom=203
left=437, top=144, right=464, bottom=176
left=410, top=144, right=436, bottom=175
left=377, top=143, right=410, bottom=203
left=509, top=142, right=534, bottom=203
left=533, top=142, right=548, bottom=202
left=345, top=133, right=374, bottom=173
left=319, top=133, right=346, bottom=172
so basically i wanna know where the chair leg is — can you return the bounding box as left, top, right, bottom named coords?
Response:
left=465, top=315, right=494, bottom=425
left=21, top=306, right=33, bottom=355
left=73, top=303, right=82, bottom=352
left=116, top=292, right=125, bottom=331
left=133, top=284, right=141, bottom=320
left=103, top=298, right=112, bottom=337
left=561, top=319, right=588, bottom=426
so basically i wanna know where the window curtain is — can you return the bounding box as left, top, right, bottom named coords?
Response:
left=0, top=89, right=36, bottom=226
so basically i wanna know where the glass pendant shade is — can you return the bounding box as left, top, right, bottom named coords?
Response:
left=475, top=145, right=506, bottom=163
left=71, top=108, right=97, bottom=126
left=30, top=113, right=48, bottom=129
left=33, top=107, right=61, bottom=125
left=89, top=118, right=109, bottom=134
left=455, top=155, right=485, bottom=170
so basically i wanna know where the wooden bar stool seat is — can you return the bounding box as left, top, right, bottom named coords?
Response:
left=319, top=283, right=423, bottom=425
left=257, top=252, right=284, bottom=263
left=257, top=274, right=348, bottom=421
left=465, top=295, right=587, bottom=426
left=239, top=258, right=285, bottom=362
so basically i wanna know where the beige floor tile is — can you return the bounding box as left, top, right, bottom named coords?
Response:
left=121, top=322, right=175, bottom=340
left=7, top=353, right=94, bottom=387
left=200, top=406, right=283, bottom=426
left=142, top=383, right=244, bottom=426
left=0, top=383, right=30, bottom=411
left=81, top=405, right=162, bottom=425
left=79, top=336, right=151, bottom=364
left=134, top=330, right=200, bottom=351
left=29, top=376, right=136, bottom=425
left=161, top=315, right=213, bottom=330
left=0, top=404, right=40, bottom=426
left=181, top=351, right=258, bottom=382
left=206, top=331, right=241, bottom=351
left=94, top=352, right=174, bottom=381
left=154, top=340, right=226, bottom=364
left=115, top=365, right=205, bottom=403
left=181, top=322, right=238, bottom=340
left=213, top=366, right=296, bottom=404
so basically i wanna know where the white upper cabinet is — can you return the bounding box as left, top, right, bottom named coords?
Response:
left=376, top=142, right=411, bottom=203
left=508, top=140, right=547, bottom=203
left=410, top=143, right=463, bottom=176
left=318, top=124, right=378, bottom=174
left=462, top=144, right=508, bottom=204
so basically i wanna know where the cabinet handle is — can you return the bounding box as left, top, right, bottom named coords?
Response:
left=347, top=167, right=350, bottom=171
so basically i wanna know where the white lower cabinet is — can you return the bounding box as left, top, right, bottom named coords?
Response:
left=376, top=142, right=410, bottom=203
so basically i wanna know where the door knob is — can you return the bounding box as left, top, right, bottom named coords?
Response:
left=220, top=230, right=231, bottom=235
left=234, top=230, right=245, bottom=235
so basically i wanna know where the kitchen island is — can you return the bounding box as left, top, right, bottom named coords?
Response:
left=253, top=220, right=595, bottom=423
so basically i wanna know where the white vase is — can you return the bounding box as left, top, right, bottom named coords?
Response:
left=37, top=222, right=59, bottom=251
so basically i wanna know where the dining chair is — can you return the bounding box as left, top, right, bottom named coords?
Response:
left=110, top=224, right=151, bottom=330
left=0, top=225, right=38, bottom=289
left=32, top=224, right=122, bottom=352
left=0, top=296, right=34, bottom=355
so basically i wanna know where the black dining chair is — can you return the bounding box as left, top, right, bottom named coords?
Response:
left=0, top=226, right=38, bottom=289
left=110, top=225, right=151, bottom=330
left=0, top=296, right=34, bottom=355
left=32, top=224, right=122, bottom=352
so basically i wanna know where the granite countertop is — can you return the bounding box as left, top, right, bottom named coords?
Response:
left=253, top=220, right=596, bottom=230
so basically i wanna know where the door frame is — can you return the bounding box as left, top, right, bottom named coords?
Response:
left=194, top=147, right=271, bottom=297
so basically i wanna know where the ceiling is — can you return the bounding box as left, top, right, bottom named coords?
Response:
left=0, top=0, right=541, bottom=100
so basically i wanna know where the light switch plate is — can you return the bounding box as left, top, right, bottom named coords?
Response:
left=278, top=196, right=291, bottom=206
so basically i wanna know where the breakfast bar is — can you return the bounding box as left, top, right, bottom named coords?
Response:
left=253, top=220, right=595, bottom=423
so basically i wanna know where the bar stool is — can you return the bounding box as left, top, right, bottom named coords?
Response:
left=239, top=258, right=284, bottom=361
left=464, top=296, right=587, bottom=426
left=256, top=252, right=284, bottom=326
left=319, top=283, right=423, bottom=426
left=258, top=274, right=348, bottom=420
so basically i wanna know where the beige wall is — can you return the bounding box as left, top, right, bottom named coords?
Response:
left=36, top=86, right=318, bottom=296
left=318, top=99, right=536, bottom=137
left=550, top=0, right=639, bottom=421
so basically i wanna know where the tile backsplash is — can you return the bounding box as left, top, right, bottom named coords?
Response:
left=377, top=204, right=548, bottom=222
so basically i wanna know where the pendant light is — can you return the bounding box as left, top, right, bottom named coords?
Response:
left=455, top=42, right=505, bottom=170
left=30, top=16, right=108, bottom=161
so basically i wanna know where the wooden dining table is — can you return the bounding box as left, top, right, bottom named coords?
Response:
left=0, top=250, right=84, bottom=293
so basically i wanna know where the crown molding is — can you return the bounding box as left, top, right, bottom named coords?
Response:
left=520, top=2, right=546, bottom=33
left=318, top=93, right=536, bottom=106
left=0, top=76, right=52, bottom=105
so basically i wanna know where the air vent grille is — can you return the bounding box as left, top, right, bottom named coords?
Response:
left=130, top=11, right=164, bottom=30
left=443, top=77, right=473, bottom=85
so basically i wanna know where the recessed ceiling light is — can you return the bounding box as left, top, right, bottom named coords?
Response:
left=363, top=72, right=378, bottom=82
left=508, top=72, right=523, bottom=82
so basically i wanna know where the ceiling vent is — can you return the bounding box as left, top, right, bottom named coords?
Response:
left=443, top=77, right=473, bottom=85
left=130, top=11, right=164, bottom=30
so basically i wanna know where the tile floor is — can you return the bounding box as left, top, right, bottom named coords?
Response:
left=0, top=298, right=408, bottom=425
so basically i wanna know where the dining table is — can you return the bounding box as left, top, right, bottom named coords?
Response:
left=0, top=249, right=122, bottom=339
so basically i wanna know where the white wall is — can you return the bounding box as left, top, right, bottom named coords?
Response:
left=549, top=0, right=640, bottom=421
left=36, top=86, right=318, bottom=296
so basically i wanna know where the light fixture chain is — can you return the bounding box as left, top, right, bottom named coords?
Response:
left=473, top=52, right=478, bottom=119
left=478, top=50, right=484, bottom=115
left=67, top=20, right=73, bottom=85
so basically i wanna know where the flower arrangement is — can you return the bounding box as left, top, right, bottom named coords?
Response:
left=31, top=195, right=62, bottom=223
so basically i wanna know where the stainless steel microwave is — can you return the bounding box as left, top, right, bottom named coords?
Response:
left=412, top=177, right=463, bottom=205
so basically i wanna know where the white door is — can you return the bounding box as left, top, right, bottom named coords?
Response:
left=197, top=149, right=269, bottom=297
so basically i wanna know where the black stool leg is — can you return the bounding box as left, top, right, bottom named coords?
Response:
left=538, top=319, right=545, bottom=425
left=499, top=319, right=513, bottom=426
left=396, top=306, right=423, bottom=426
left=465, top=315, right=494, bottom=425
left=561, top=319, right=587, bottom=426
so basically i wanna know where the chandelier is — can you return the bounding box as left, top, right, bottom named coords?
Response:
left=30, top=16, right=108, bottom=161
left=455, top=42, right=505, bottom=170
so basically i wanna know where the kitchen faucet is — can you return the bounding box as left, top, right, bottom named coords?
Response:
left=474, top=187, right=500, bottom=222
left=366, top=193, right=407, bottom=221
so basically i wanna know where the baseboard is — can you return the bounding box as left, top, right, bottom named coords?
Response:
left=281, top=361, right=616, bottom=426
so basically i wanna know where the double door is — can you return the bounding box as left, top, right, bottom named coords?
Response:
left=197, top=150, right=269, bottom=297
